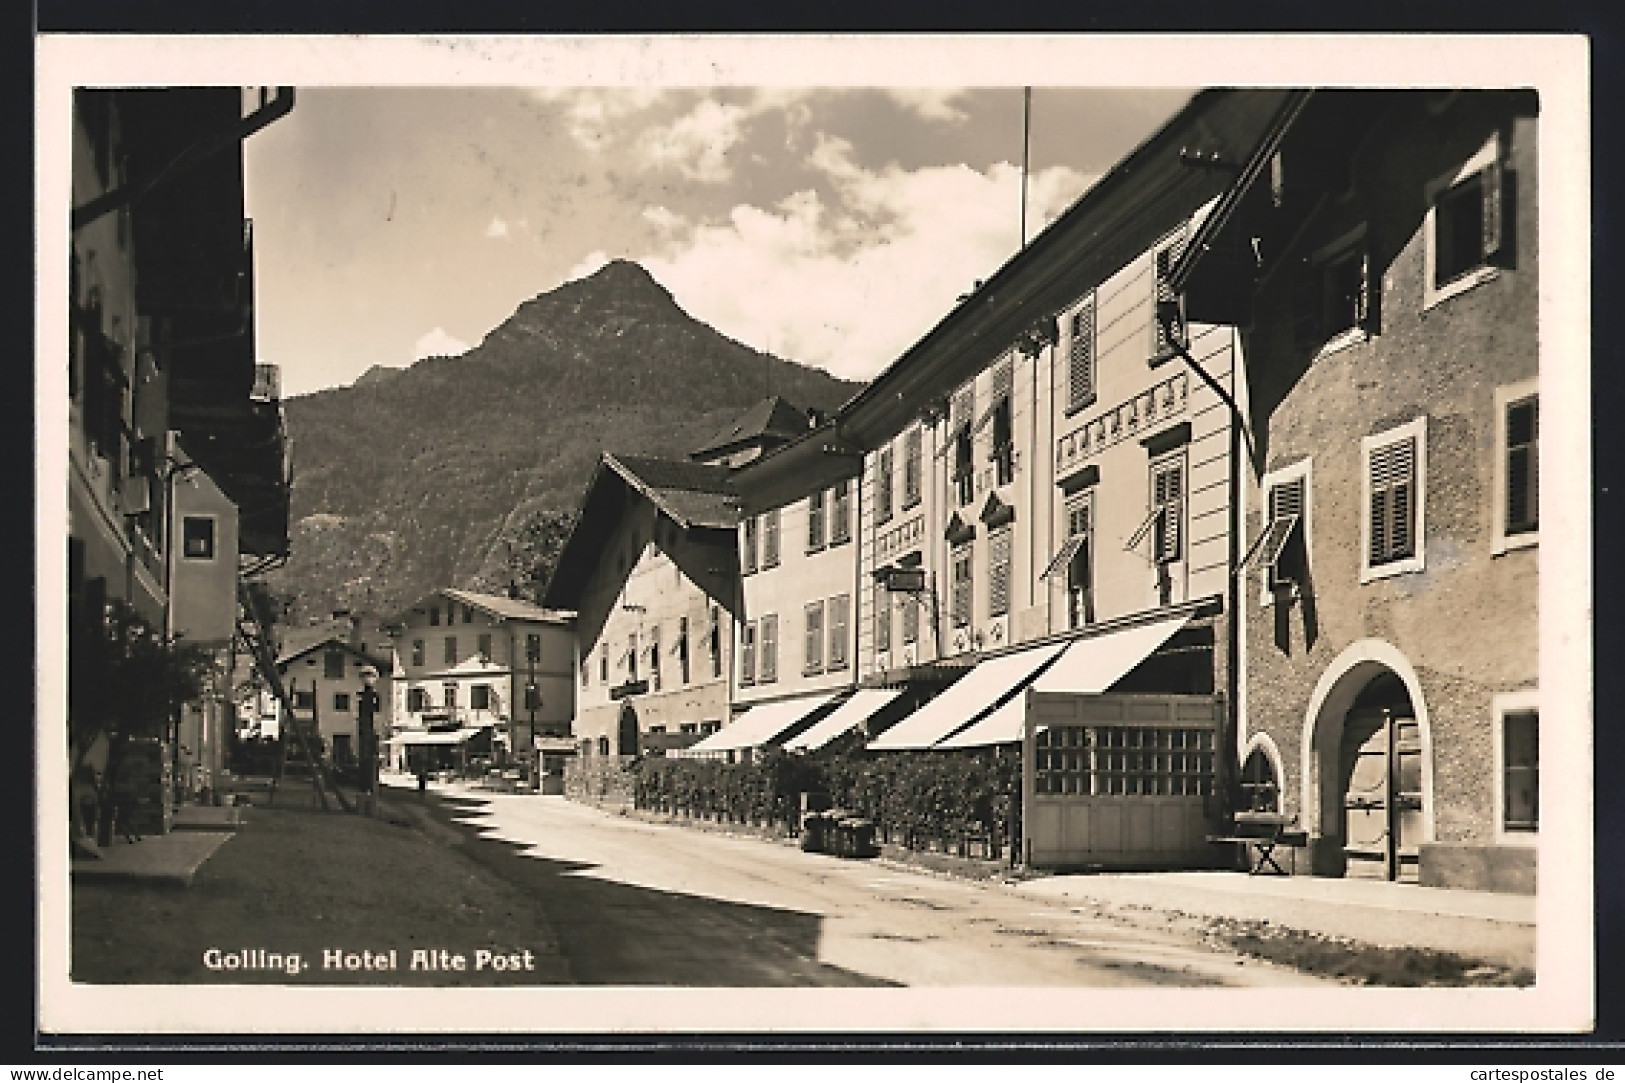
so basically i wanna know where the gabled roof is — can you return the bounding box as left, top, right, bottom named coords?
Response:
left=276, top=637, right=391, bottom=673
left=442, top=587, right=574, bottom=624
left=690, top=396, right=811, bottom=461
left=542, top=452, right=740, bottom=609
left=391, top=587, right=574, bottom=629
left=604, top=454, right=738, bottom=530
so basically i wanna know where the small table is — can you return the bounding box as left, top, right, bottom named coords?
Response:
left=1208, top=818, right=1309, bottom=876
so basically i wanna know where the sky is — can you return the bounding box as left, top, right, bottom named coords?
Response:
left=244, top=86, right=1195, bottom=396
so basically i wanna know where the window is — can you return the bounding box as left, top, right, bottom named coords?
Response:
left=1495, top=691, right=1539, bottom=839
left=710, top=606, right=722, bottom=679
left=527, top=633, right=542, bottom=663
left=759, top=615, right=778, bottom=683
left=1494, top=384, right=1539, bottom=553
left=903, top=428, right=923, bottom=508
left=739, top=620, right=757, bottom=687
left=471, top=684, right=491, bottom=711
left=951, top=544, right=973, bottom=628
left=988, top=527, right=1012, bottom=618
left=181, top=516, right=215, bottom=560
left=411, top=640, right=425, bottom=667
left=679, top=615, right=691, bottom=684
left=1297, top=227, right=1372, bottom=352
left=1425, top=134, right=1505, bottom=307
left=762, top=509, right=780, bottom=568
left=333, top=692, right=351, bottom=712
left=600, top=643, right=608, bottom=684
left=1152, top=230, right=1190, bottom=362
left=804, top=601, right=825, bottom=675
left=1128, top=455, right=1185, bottom=565
left=627, top=633, right=638, bottom=681
left=443, top=683, right=458, bottom=712
left=429, top=606, right=440, bottom=626
left=876, top=446, right=895, bottom=524
left=477, top=633, right=493, bottom=661
left=1068, top=298, right=1097, bottom=411
left=525, top=683, right=542, bottom=711
left=901, top=591, right=920, bottom=645
left=954, top=424, right=974, bottom=507
left=462, top=605, right=473, bottom=624
left=324, top=649, right=345, bottom=680
left=1362, top=418, right=1427, bottom=581
left=292, top=690, right=314, bottom=710
left=828, top=595, right=849, bottom=670
left=952, top=386, right=975, bottom=506
left=874, top=584, right=891, bottom=654
left=1045, top=494, right=1094, bottom=630
left=649, top=626, right=661, bottom=691
left=1035, top=725, right=1214, bottom=796
left=831, top=481, right=852, bottom=545
left=742, top=516, right=759, bottom=574
left=443, top=636, right=457, bottom=665
left=407, top=687, right=427, bottom=712
left=1239, top=745, right=1282, bottom=813
left=807, top=490, right=826, bottom=551
left=1247, top=464, right=1311, bottom=599
left=990, top=397, right=1015, bottom=486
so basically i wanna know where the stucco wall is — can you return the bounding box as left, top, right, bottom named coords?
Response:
left=1238, top=95, right=1539, bottom=884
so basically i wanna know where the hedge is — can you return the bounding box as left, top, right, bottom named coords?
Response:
left=627, top=748, right=1022, bottom=859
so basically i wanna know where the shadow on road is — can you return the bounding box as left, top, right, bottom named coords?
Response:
left=391, top=792, right=895, bottom=988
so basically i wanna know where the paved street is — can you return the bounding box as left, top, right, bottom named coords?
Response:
left=389, top=782, right=1329, bottom=987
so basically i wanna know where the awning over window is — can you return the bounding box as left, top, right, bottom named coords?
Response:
left=391, top=727, right=485, bottom=747
left=866, top=641, right=1067, bottom=751
left=782, top=688, right=905, bottom=752
left=935, top=615, right=1192, bottom=749
left=679, top=692, right=839, bottom=755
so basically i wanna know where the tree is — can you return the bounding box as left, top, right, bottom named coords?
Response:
left=71, top=600, right=214, bottom=846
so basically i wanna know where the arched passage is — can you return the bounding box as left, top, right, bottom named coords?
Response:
left=1299, top=639, right=1434, bottom=881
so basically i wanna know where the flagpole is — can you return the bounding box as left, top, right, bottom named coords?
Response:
left=1020, top=86, right=1032, bottom=249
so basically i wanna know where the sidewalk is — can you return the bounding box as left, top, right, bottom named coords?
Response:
left=71, top=829, right=237, bottom=887
left=1013, top=869, right=1535, bottom=971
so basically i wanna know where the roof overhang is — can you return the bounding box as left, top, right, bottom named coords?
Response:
left=729, top=422, right=864, bottom=515
left=835, top=90, right=1296, bottom=449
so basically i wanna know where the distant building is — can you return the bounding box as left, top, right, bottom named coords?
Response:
left=386, top=588, right=575, bottom=770
left=276, top=634, right=393, bottom=768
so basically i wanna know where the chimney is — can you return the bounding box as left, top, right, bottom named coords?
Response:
left=507, top=580, right=521, bottom=600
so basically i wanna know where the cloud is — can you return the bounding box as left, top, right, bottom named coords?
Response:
left=564, top=250, right=611, bottom=281
left=638, top=140, right=1096, bottom=381
left=634, top=100, right=747, bottom=183
left=413, top=327, right=471, bottom=360
left=530, top=87, right=669, bottom=152
left=884, top=89, right=969, bottom=122
left=485, top=216, right=511, bottom=239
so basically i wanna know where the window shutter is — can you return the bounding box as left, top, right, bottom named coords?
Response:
left=1069, top=302, right=1096, bottom=408
left=1154, top=233, right=1189, bottom=355
left=1369, top=437, right=1416, bottom=563
left=1481, top=158, right=1504, bottom=262
left=875, top=586, right=891, bottom=653
left=1153, top=463, right=1183, bottom=564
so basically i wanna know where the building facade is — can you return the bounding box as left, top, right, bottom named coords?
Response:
left=543, top=456, right=739, bottom=757
left=388, top=589, right=574, bottom=767
left=1183, top=90, right=1541, bottom=892
left=278, top=637, right=393, bottom=767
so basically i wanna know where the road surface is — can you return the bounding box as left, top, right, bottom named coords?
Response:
left=385, top=782, right=1327, bottom=988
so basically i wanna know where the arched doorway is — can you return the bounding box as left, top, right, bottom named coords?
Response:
left=616, top=701, right=639, bottom=758
left=1301, top=640, right=1432, bottom=882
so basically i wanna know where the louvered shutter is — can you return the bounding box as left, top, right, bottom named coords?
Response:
left=1368, top=438, right=1416, bottom=564
left=1154, top=233, right=1189, bottom=356
left=1355, top=248, right=1371, bottom=329
left=875, top=585, right=891, bottom=653
left=1154, top=462, right=1183, bottom=564
left=1069, top=302, right=1097, bottom=409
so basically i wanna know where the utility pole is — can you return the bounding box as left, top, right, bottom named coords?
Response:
left=357, top=666, right=380, bottom=815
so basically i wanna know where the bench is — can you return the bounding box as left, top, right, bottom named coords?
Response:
left=1207, top=814, right=1309, bottom=876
